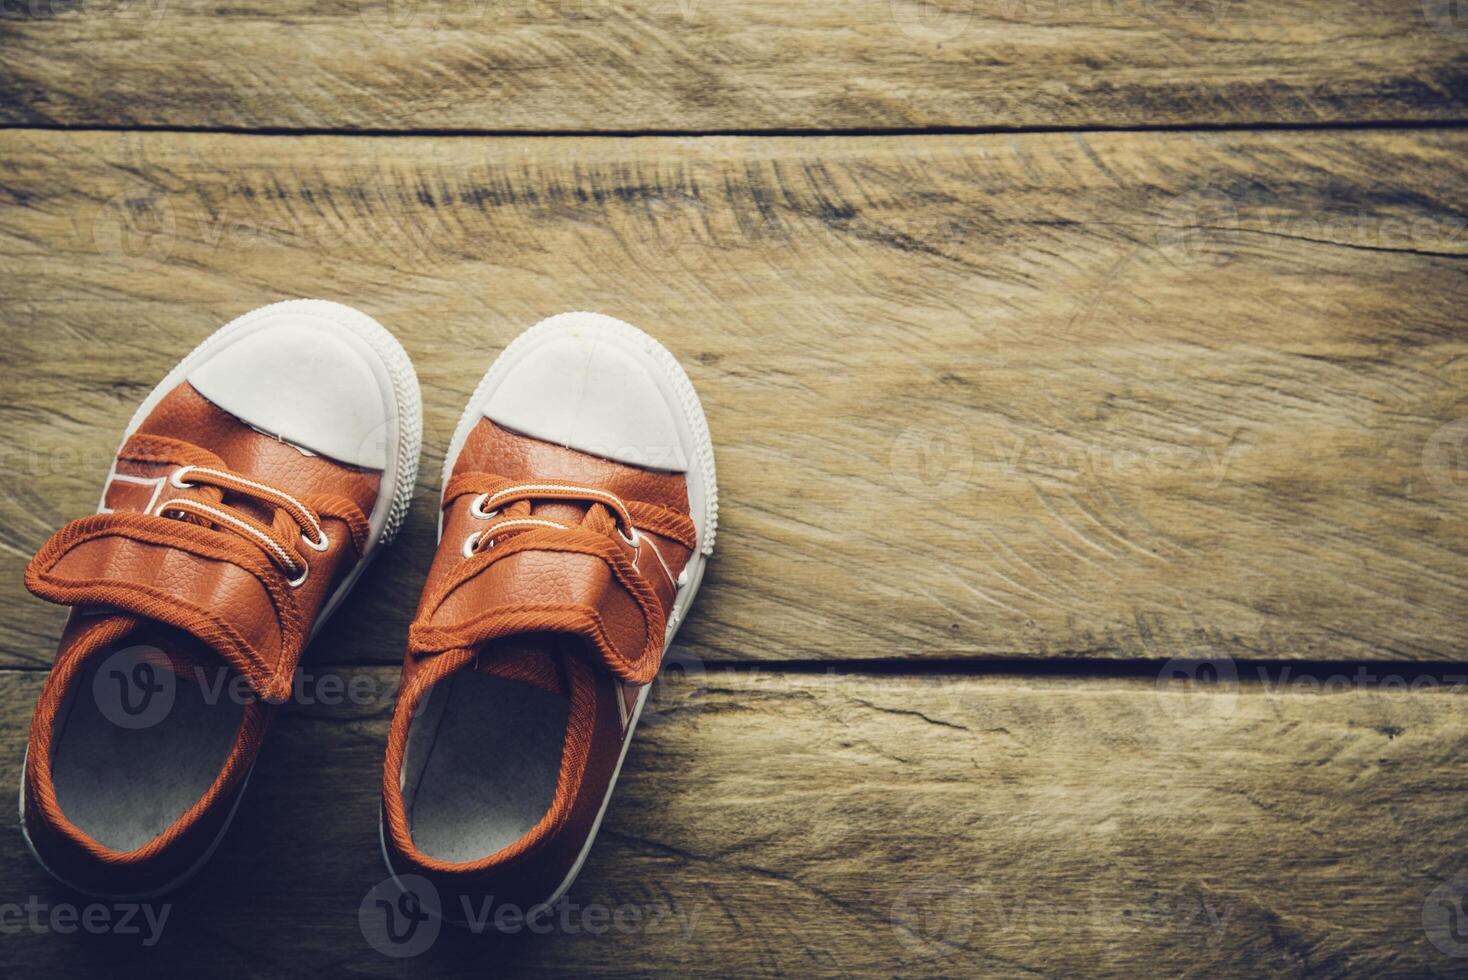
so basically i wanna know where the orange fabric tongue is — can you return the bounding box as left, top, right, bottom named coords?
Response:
left=131, top=622, right=220, bottom=679
left=60, top=613, right=236, bottom=690
left=530, top=501, right=590, bottom=525
left=472, top=632, right=572, bottom=698
left=508, top=497, right=618, bottom=536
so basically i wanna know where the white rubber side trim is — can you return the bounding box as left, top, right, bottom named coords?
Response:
left=536, top=681, right=652, bottom=912
left=20, top=299, right=424, bottom=901
left=382, top=310, right=719, bottom=925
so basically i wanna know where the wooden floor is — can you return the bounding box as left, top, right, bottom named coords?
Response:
left=1, top=3, right=1466, bottom=977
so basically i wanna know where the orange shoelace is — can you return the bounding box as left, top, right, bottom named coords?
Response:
left=159, top=465, right=328, bottom=584
left=115, top=434, right=370, bottom=586
left=444, top=472, right=695, bottom=559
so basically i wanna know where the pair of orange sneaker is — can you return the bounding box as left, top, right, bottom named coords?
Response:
left=19, top=300, right=717, bottom=923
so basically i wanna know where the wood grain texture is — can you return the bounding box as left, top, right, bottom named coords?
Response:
left=1, top=0, right=1466, bottom=131
left=0, top=128, right=1464, bottom=667
left=0, top=665, right=1464, bottom=976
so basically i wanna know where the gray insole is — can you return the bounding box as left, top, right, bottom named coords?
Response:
left=51, top=646, right=244, bottom=852
left=405, top=671, right=569, bottom=863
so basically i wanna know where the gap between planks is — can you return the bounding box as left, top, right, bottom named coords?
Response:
left=2, top=119, right=1468, bottom=141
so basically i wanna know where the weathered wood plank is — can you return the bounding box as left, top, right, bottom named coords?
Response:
left=0, top=666, right=1464, bottom=976
left=0, top=129, right=1464, bottom=666
left=0, top=0, right=1465, bottom=131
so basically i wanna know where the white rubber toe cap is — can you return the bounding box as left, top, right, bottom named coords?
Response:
left=481, top=315, right=690, bottom=473
left=187, top=308, right=397, bottom=470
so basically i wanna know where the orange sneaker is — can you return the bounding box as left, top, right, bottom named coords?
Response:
left=379, top=312, right=716, bottom=926
left=20, top=299, right=422, bottom=898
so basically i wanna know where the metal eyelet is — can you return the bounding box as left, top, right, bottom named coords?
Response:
left=469, top=495, right=499, bottom=520
left=618, top=526, right=641, bottom=548
left=462, top=531, right=484, bottom=559
left=169, top=468, right=195, bottom=490
left=286, top=562, right=309, bottom=588
left=301, top=530, right=330, bottom=553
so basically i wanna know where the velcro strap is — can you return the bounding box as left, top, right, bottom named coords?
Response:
left=25, top=512, right=307, bottom=702
left=408, top=527, right=665, bottom=684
